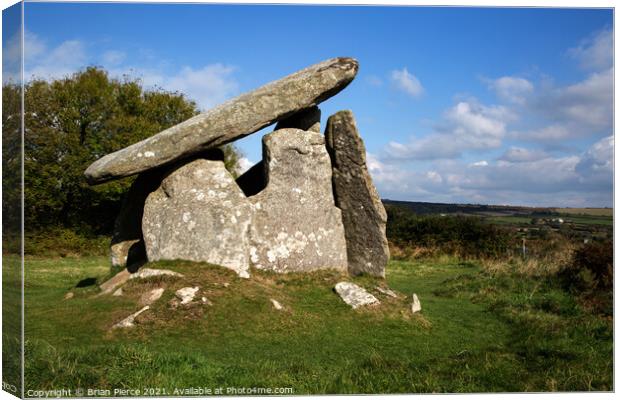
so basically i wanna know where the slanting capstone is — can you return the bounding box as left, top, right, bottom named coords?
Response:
left=143, top=159, right=253, bottom=278
left=248, top=128, right=348, bottom=273
left=334, top=282, right=380, bottom=309
left=325, top=110, right=389, bottom=277
left=85, top=57, right=359, bottom=184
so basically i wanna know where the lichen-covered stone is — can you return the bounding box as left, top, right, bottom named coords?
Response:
left=85, top=58, right=358, bottom=184
left=274, top=106, right=321, bottom=133
left=175, top=287, right=200, bottom=305
left=325, top=110, right=389, bottom=278
left=334, top=282, right=380, bottom=309
left=128, top=268, right=183, bottom=280
left=411, top=294, right=422, bottom=313
left=142, top=159, right=252, bottom=278
left=248, top=129, right=348, bottom=273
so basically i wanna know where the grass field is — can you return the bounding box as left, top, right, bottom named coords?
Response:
left=5, top=255, right=613, bottom=394
left=553, top=208, right=613, bottom=217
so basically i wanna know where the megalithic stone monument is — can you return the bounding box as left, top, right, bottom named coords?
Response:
left=84, top=57, right=390, bottom=279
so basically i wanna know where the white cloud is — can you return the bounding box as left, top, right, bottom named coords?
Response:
left=236, top=157, right=254, bottom=175
left=21, top=31, right=87, bottom=80
left=568, top=28, right=613, bottom=71
left=487, top=76, right=533, bottom=104
left=516, top=67, right=613, bottom=143
left=513, top=124, right=571, bottom=142
left=553, top=67, right=613, bottom=131
left=160, top=64, right=239, bottom=111
left=12, top=31, right=240, bottom=112
left=390, top=67, right=424, bottom=97
left=575, top=136, right=613, bottom=184
left=384, top=99, right=515, bottom=160
left=373, top=146, right=612, bottom=206
left=499, top=147, right=549, bottom=163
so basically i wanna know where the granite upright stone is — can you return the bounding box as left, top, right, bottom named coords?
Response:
left=142, top=159, right=253, bottom=278
left=248, top=129, right=348, bottom=273
left=325, top=110, right=389, bottom=277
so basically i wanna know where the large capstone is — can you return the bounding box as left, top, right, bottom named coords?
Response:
left=248, top=128, right=348, bottom=273
left=325, top=110, right=389, bottom=277
left=85, top=57, right=358, bottom=184
left=142, top=159, right=253, bottom=278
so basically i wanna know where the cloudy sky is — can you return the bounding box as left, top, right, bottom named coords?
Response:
left=3, top=3, right=614, bottom=207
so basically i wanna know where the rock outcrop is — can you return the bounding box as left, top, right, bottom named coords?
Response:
left=143, top=159, right=253, bottom=278
left=248, top=129, right=348, bottom=273
left=85, top=58, right=358, bottom=184
left=325, top=110, right=389, bottom=277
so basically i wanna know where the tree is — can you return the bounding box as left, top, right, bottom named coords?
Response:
left=3, top=67, right=242, bottom=234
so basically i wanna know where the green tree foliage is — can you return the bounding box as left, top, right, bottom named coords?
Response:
left=3, top=67, right=242, bottom=234
left=2, top=83, right=22, bottom=232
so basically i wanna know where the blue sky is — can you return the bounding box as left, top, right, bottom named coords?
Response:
left=3, top=2, right=614, bottom=207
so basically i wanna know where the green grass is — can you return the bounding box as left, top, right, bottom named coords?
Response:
left=484, top=215, right=534, bottom=225
left=558, top=214, right=613, bottom=227
left=6, top=255, right=612, bottom=394
left=553, top=208, right=613, bottom=217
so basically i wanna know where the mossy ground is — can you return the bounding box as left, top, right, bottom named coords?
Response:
left=3, top=255, right=612, bottom=394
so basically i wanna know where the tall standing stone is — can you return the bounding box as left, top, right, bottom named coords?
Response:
left=85, top=58, right=358, bottom=184
left=325, top=110, right=389, bottom=277
left=142, top=159, right=253, bottom=278
left=248, top=128, right=348, bottom=273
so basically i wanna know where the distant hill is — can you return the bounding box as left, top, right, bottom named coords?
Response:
left=382, top=199, right=550, bottom=217
left=381, top=199, right=612, bottom=218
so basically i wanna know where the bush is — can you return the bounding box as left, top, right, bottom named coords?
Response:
left=558, top=240, right=613, bottom=315
left=22, top=228, right=109, bottom=257
left=386, top=205, right=510, bottom=259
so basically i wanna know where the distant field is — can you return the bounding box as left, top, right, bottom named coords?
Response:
left=13, top=255, right=613, bottom=393
left=554, top=208, right=613, bottom=217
